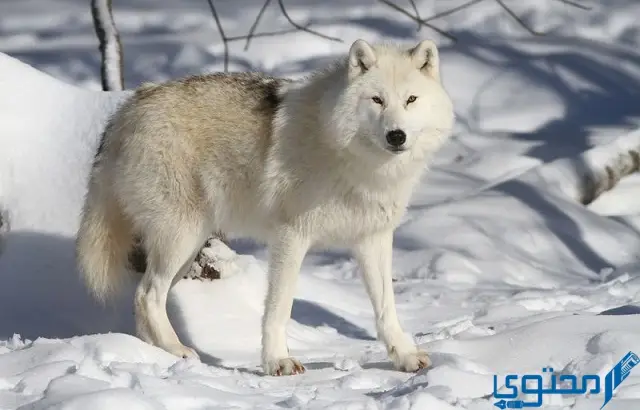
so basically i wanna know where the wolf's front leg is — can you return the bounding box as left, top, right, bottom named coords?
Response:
left=352, top=230, right=430, bottom=372
left=261, top=228, right=310, bottom=376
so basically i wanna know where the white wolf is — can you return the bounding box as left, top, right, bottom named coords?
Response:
left=76, top=38, right=454, bottom=376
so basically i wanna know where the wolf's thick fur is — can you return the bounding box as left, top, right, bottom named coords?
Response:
left=76, top=39, right=454, bottom=376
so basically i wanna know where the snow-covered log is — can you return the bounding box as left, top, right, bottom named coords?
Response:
left=516, top=129, right=640, bottom=205
left=0, top=52, right=130, bottom=235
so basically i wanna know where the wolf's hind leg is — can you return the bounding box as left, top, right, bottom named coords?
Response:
left=134, top=217, right=208, bottom=359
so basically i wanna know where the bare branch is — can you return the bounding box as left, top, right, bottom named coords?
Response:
left=277, top=0, right=343, bottom=42
left=407, top=0, right=422, bottom=30
left=413, top=0, right=589, bottom=37
left=422, top=0, right=487, bottom=23
left=495, top=0, right=545, bottom=36
left=205, top=0, right=229, bottom=72
left=228, top=25, right=312, bottom=42
left=207, top=0, right=339, bottom=72
left=244, top=0, right=273, bottom=51
left=553, top=0, right=592, bottom=11
left=90, top=0, right=124, bottom=91
left=377, top=0, right=457, bottom=42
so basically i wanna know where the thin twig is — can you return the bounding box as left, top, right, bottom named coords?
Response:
left=419, top=0, right=588, bottom=28
left=407, top=0, right=421, bottom=30
left=228, top=25, right=312, bottom=42
left=378, top=0, right=456, bottom=41
left=277, top=0, right=343, bottom=42
left=495, top=0, right=545, bottom=36
left=417, top=0, right=588, bottom=39
left=244, top=0, right=273, bottom=51
left=205, top=0, right=229, bottom=72
left=553, top=0, right=592, bottom=11
left=422, top=0, right=486, bottom=23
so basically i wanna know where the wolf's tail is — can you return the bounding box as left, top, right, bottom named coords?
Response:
left=76, top=171, right=134, bottom=303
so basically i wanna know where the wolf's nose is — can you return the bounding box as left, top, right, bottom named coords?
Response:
left=386, top=129, right=406, bottom=147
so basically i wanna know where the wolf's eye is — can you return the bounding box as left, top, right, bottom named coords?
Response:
left=406, top=95, right=417, bottom=104
left=372, top=96, right=384, bottom=105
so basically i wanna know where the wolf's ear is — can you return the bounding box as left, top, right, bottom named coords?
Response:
left=348, top=39, right=377, bottom=79
left=409, top=40, right=440, bottom=81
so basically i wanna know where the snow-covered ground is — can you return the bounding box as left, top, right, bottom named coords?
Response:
left=1, top=0, right=640, bottom=409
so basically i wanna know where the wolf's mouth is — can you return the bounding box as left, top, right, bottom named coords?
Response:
left=387, top=146, right=407, bottom=154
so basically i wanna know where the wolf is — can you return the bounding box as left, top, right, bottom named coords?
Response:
left=75, top=38, right=455, bottom=376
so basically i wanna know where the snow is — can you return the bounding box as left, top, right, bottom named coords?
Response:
left=1, top=0, right=640, bottom=409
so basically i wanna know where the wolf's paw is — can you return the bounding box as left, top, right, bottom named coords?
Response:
left=392, top=349, right=431, bottom=372
left=166, top=343, right=200, bottom=361
left=263, top=357, right=306, bottom=376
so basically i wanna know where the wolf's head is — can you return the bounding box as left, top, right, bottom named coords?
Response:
left=326, top=39, right=454, bottom=163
